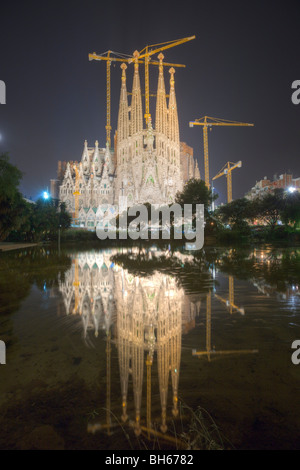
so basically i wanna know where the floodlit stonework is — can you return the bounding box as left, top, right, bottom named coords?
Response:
left=59, top=54, right=199, bottom=228
left=58, top=248, right=201, bottom=434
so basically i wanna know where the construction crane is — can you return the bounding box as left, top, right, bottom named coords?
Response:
left=87, top=328, right=118, bottom=437
left=73, top=258, right=80, bottom=315
left=212, top=160, right=242, bottom=203
left=73, top=164, right=80, bottom=223
left=192, top=290, right=257, bottom=361
left=89, top=50, right=131, bottom=147
left=189, top=116, right=254, bottom=188
left=131, top=35, right=195, bottom=125
left=146, top=353, right=152, bottom=438
left=215, top=275, right=245, bottom=315
left=89, top=46, right=188, bottom=145
left=105, top=330, right=112, bottom=436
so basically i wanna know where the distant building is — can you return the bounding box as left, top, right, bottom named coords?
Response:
left=180, top=142, right=200, bottom=183
left=245, top=173, right=300, bottom=200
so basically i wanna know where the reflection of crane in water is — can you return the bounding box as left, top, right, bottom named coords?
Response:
left=215, top=275, right=245, bottom=315
left=106, top=330, right=112, bottom=435
left=88, top=324, right=185, bottom=448
left=73, top=259, right=80, bottom=315
left=87, top=329, right=116, bottom=436
left=192, top=290, right=258, bottom=361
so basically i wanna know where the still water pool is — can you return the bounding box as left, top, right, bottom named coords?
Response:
left=0, top=244, right=299, bottom=449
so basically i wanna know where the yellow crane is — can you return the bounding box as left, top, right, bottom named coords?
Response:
left=73, top=258, right=80, bottom=315
left=212, top=160, right=242, bottom=203
left=105, top=330, right=112, bottom=436
left=189, top=116, right=254, bottom=188
left=192, top=290, right=257, bottom=361
left=131, top=35, right=195, bottom=125
left=215, top=275, right=245, bottom=315
left=89, top=44, right=189, bottom=145
left=73, top=164, right=80, bottom=223
left=89, top=50, right=131, bottom=147
left=146, top=353, right=153, bottom=438
left=87, top=328, right=116, bottom=437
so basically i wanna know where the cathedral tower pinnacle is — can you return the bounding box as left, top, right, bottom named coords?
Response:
left=168, top=68, right=179, bottom=146
left=130, top=51, right=143, bottom=137
left=155, top=53, right=168, bottom=157
left=117, top=63, right=129, bottom=143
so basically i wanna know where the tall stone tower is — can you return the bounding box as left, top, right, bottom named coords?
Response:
left=115, top=53, right=182, bottom=207
left=58, top=51, right=201, bottom=228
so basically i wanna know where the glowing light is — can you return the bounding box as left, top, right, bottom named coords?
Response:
left=43, top=191, right=50, bottom=200
left=288, top=186, right=296, bottom=193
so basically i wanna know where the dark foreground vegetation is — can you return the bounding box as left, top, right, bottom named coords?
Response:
left=0, top=153, right=71, bottom=243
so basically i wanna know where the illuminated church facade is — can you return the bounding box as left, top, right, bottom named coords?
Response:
left=58, top=247, right=201, bottom=434
left=59, top=52, right=200, bottom=228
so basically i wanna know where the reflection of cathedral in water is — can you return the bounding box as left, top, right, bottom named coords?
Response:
left=60, top=251, right=116, bottom=339
left=59, top=248, right=201, bottom=437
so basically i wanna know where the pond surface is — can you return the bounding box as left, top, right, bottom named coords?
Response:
left=0, top=243, right=300, bottom=450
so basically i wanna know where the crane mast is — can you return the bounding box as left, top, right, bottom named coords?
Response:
left=189, top=116, right=253, bottom=188
left=135, top=35, right=195, bottom=125
left=89, top=36, right=195, bottom=143
left=106, top=53, right=111, bottom=147
left=212, top=160, right=242, bottom=203
left=89, top=50, right=185, bottom=145
left=192, top=286, right=257, bottom=360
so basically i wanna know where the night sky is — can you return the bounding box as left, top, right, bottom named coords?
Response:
left=1, top=0, right=299, bottom=203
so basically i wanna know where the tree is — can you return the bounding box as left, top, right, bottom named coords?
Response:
left=216, top=197, right=253, bottom=231
left=175, top=178, right=216, bottom=217
left=280, top=191, right=300, bottom=230
left=9, top=199, right=71, bottom=242
left=25, top=199, right=71, bottom=242
left=252, top=189, right=285, bottom=230
left=174, top=179, right=218, bottom=236
left=58, top=202, right=72, bottom=231
left=0, top=153, right=71, bottom=242
left=0, top=153, right=23, bottom=200
left=0, top=153, right=28, bottom=241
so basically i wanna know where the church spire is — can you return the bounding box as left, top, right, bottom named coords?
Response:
left=155, top=53, right=168, bottom=138
left=130, top=51, right=143, bottom=136
left=104, top=141, right=114, bottom=175
left=81, top=139, right=90, bottom=175
left=168, top=68, right=179, bottom=145
left=93, top=140, right=101, bottom=176
left=117, top=63, right=129, bottom=143
left=93, top=140, right=99, bottom=163
left=82, top=139, right=89, bottom=161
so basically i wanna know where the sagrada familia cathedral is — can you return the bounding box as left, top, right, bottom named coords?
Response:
left=58, top=247, right=201, bottom=436
left=58, top=52, right=200, bottom=228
